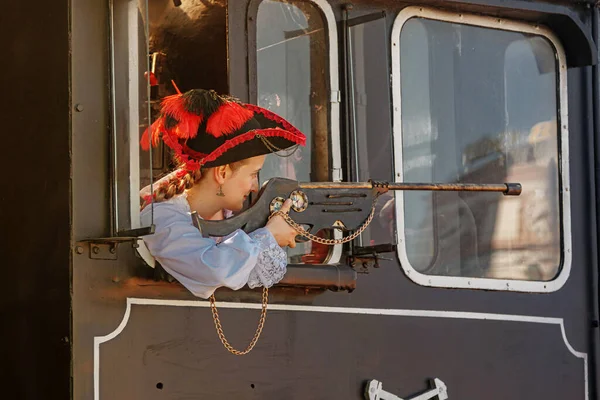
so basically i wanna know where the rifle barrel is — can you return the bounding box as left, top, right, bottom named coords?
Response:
left=300, top=181, right=522, bottom=195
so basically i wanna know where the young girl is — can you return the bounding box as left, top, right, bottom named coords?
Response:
left=139, top=88, right=306, bottom=299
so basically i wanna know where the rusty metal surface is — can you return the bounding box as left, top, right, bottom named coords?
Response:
left=302, top=181, right=522, bottom=194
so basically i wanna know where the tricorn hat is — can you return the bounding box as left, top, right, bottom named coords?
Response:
left=141, top=88, right=306, bottom=170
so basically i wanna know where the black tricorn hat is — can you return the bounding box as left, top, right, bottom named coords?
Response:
left=141, top=89, right=306, bottom=169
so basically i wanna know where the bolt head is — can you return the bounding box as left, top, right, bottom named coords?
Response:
left=92, top=246, right=100, bottom=254
left=75, top=246, right=84, bottom=254
left=75, top=104, right=84, bottom=112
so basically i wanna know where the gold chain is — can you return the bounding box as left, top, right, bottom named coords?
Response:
left=256, top=134, right=300, bottom=157
left=208, top=195, right=378, bottom=354
left=270, top=198, right=378, bottom=245
left=209, top=287, right=269, bottom=355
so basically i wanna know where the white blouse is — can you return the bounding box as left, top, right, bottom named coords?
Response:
left=140, top=194, right=287, bottom=298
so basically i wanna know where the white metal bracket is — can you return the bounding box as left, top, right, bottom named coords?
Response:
left=365, top=378, right=448, bottom=400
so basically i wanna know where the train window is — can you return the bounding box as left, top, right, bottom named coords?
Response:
left=110, top=0, right=153, bottom=234
left=348, top=16, right=396, bottom=247
left=252, top=0, right=343, bottom=264
left=391, top=7, right=571, bottom=291
left=111, top=0, right=229, bottom=233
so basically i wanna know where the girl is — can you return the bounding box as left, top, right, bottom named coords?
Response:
left=139, top=88, right=306, bottom=299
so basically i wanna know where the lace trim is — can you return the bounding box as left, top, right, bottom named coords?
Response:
left=244, top=104, right=306, bottom=138
left=247, top=228, right=287, bottom=289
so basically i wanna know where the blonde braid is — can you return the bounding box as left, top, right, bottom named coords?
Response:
left=142, top=168, right=204, bottom=209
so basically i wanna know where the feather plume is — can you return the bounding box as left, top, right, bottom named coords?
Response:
left=183, top=89, right=225, bottom=117
left=140, top=118, right=165, bottom=150
left=161, top=94, right=204, bottom=139
left=206, top=103, right=254, bottom=137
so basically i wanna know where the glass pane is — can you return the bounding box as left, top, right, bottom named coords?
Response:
left=399, top=18, right=561, bottom=281
left=111, top=0, right=152, bottom=232
left=256, top=0, right=331, bottom=264
left=349, top=18, right=395, bottom=246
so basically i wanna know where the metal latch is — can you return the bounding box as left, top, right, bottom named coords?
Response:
left=350, top=244, right=396, bottom=273
left=365, top=378, right=448, bottom=400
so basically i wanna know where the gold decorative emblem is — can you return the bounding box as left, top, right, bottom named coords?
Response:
left=269, top=197, right=286, bottom=213
left=290, top=190, right=308, bottom=212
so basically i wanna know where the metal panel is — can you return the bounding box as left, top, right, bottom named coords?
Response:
left=1, top=1, right=71, bottom=399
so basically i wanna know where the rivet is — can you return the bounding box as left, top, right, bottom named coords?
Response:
left=75, top=246, right=84, bottom=255
left=75, top=104, right=84, bottom=112
left=92, top=246, right=100, bottom=254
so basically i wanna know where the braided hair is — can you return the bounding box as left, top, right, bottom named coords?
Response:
left=141, top=168, right=202, bottom=210
left=141, top=160, right=246, bottom=209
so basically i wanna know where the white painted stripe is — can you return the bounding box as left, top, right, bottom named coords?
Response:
left=94, top=298, right=588, bottom=400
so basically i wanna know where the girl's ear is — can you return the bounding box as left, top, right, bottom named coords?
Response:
left=213, top=165, right=228, bottom=185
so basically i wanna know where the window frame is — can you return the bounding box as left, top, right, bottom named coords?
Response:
left=248, top=0, right=344, bottom=264
left=391, top=6, right=571, bottom=292
left=108, top=0, right=154, bottom=237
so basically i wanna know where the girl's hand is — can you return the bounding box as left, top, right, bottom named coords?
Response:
left=265, top=199, right=297, bottom=248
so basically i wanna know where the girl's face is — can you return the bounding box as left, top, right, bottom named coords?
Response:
left=221, top=155, right=266, bottom=212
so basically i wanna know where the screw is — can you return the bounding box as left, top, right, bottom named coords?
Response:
left=110, top=246, right=117, bottom=254
left=132, top=242, right=140, bottom=249
left=75, top=246, right=84, bottom=254
left=75, top=104, right=84, bottom=112
left=92, top=246, right=100, bottom=254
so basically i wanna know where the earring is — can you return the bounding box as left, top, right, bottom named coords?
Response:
left=216, top=185, right=225, bottom=197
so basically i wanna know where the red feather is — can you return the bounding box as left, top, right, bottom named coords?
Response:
left=161, top=94, right=187, bottom=120
left=174, top=114, right=202, bottom=140
left=161, top=94, right=204, bottom=139
left=206, top=103, right=253, bottom=137
left=140, top=118, right=165, bottom=150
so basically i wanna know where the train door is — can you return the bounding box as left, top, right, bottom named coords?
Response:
left=70, top=0, right=600, bottom=399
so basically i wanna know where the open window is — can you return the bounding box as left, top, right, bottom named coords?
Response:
left=249, top=0, right=343, bottom=265
left=110, top=0, right=230, bottom=235
left=391, top=7, right=571, bottom=292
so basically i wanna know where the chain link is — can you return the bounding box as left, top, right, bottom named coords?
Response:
left=209, top=287, right=268, bottom=356
left=256, top=134, right=300, bottom=158
left=209, top=192, right=379, bottom=355
left=270, top=197, right=378, bottom=245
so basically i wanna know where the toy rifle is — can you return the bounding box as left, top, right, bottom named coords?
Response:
left=194, top=177, right=522, bottom=243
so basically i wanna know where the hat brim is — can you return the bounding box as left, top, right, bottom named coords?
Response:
left=182, top=104, right=306, bottom=168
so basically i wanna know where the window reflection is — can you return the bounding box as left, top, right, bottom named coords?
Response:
left=399, top=19, right=561, bottom=281
left=256, top=0, right=331, bottom=264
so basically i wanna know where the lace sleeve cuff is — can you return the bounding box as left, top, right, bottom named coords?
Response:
left=246, top=228, right=288, bottom=289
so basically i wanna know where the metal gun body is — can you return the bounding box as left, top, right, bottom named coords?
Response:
left=195, top=178, right=522, bottom=238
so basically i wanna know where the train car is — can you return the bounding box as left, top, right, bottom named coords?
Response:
left=5, top=0, right=600, bottom=398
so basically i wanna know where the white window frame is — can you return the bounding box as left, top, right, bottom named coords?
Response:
left=253, top=0, right=343, bottom=264
left=109, top=0, right=152, bottom=234
left=390, top=6, right=572, bottom=292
